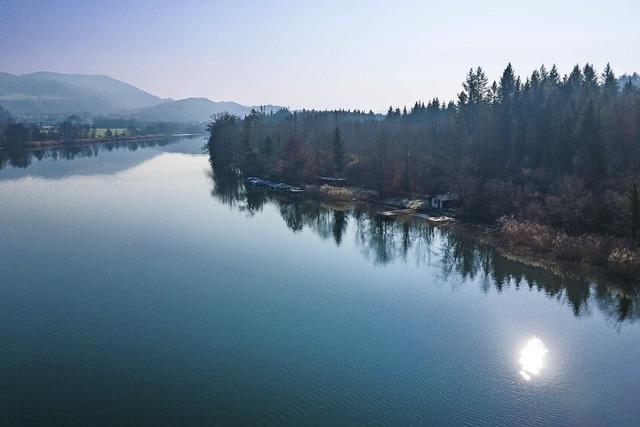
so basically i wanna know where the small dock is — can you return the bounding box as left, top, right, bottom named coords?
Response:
left=377, top=208, right=416, bottom=219
left=413, top=213, right=455, bottom=224
left=246, top=177, right=304, bottom=193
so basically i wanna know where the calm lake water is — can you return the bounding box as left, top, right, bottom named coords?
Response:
left=1, top=137, right=640, bottom=426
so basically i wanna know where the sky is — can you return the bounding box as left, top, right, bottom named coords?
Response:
left=1, top=0, right=639, bottom=111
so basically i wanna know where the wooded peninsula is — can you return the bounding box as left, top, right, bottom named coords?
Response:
left=207, top=63, right=640, bottom=278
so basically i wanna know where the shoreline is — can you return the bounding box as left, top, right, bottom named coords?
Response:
left=247, top=177, right=639, bottom=283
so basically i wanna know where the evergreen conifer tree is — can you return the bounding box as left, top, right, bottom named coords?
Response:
left=331, top=127, right=345, bottom=176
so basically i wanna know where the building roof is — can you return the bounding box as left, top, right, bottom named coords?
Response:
left=432, top=192, right=459, bottom=201
left=316, top=176, right=347, bottom=182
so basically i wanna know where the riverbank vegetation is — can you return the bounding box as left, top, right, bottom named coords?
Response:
left=496, top=216, right=640, bottom=279
left=206, top=63, right=640, bottom=277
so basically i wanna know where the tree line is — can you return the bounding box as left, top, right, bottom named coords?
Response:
left=207, top=63, right=640, bottom=240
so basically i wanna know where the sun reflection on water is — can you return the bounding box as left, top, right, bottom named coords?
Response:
left=519, top=337, right=548, bottom=381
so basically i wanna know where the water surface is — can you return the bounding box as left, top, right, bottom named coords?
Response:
left=1, top=138, right=639, bottom=425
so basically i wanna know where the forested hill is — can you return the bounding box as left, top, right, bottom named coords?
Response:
left=207, top=63, right=640, bottom=240
left=126, top=98, right=282, bottom=122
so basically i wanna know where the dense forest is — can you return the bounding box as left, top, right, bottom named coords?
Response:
left=207, top=63, right=640, bottom=241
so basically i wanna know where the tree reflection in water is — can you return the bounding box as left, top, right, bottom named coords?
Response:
left=0, top=138, right=182, bottom=172
left=207, top=161, right=640, bottom=326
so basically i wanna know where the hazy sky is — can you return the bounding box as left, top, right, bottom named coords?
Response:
left=1, top=0, right=638, bottom=110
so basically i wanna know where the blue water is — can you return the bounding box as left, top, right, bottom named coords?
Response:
left=1, top=137, right=639, bottom=425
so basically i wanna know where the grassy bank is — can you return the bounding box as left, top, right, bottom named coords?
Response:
left=481, top=217, right=640, bottom=280
left=303, top=184, right=377, bottom=202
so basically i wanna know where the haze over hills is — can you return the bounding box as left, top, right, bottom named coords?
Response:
left=125, top=97, right=283, bottom=122
left=0, top=72, right=162, bottom=116
left=0, top=71, right=282, bottom=121
left=1, top=70, right=636, bottom=123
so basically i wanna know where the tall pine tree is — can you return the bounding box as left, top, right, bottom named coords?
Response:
left=331, top=127, right=345, bottom=176
left=632, top=179, right=639, bottom=240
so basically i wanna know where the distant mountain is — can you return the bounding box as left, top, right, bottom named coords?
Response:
left=126, top=97, right=282, bottom=122
left=0, top=72, right=162, bottom=117
left=0, top=71, right=282, bottom=122
left=619, top=73, right=640, bottom=88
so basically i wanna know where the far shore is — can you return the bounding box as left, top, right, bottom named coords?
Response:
left=0, top=133, right=204, bottom=151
